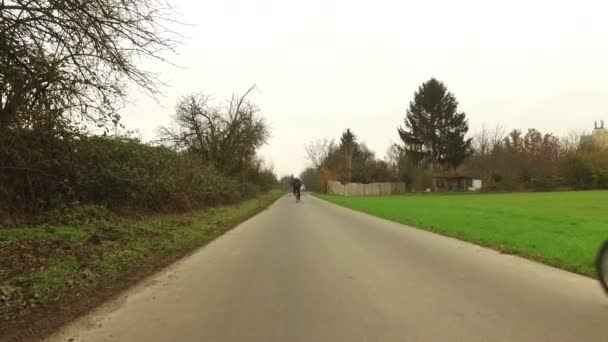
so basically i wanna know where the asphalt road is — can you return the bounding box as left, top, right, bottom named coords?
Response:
left=46, top=194, right=607, bottom=342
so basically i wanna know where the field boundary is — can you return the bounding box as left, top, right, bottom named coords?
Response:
left=314, top=192, right=604, bottom=279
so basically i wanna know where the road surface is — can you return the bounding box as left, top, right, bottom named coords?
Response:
left=47, top=194, right=607, bottom=342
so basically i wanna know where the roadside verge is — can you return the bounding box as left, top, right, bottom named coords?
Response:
left=0, top=190, right=283, bottom=342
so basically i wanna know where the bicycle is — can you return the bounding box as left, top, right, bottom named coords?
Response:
left=596, top=240, right=608, bottom=295
left=295, top=189, right=301, bottom=203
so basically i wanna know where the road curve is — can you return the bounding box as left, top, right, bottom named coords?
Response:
left=46, top=194, right=607, bottom=342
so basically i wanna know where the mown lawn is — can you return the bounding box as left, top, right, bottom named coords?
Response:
left=317, top=191, right=608, bottom=277
left=0, top=190, right=283, bottom=336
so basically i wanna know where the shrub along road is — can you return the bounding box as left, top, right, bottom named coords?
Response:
left=0, top=190, right=283, bottom=342
left=318, top=191, right=608, bottom=276
left=44, top=194, right=605, bottom=342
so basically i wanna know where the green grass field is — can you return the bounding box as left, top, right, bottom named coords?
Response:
left=317, top=191, right=608, bottom=277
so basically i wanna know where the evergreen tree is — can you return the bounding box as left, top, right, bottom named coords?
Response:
left=338, top=129, right=358, bottom=182
left=398, top=78, right=471, bottom=169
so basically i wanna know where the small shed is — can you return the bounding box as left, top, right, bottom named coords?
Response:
left=433, top=173, right=482, bottom=192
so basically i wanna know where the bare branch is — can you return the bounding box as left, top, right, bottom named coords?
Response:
left=157, top=90, right=269, bottom=177
left=305, top=138, right=332, bottom=169
left=0, top=0, right=181, bottom=128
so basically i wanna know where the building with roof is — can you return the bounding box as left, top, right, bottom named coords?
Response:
left=433, top=172, right=482, bottom=192
left=582, top=120, right=608, bottom=149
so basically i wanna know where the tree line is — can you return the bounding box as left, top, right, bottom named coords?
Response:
left=303, top=78, right=608, bottom=192
left=464, top=126, right=608, bottom=191
left=0, top=1, right=276, bottom=223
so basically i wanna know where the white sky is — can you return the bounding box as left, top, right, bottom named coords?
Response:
left=121, top=0, right=608, bottom=177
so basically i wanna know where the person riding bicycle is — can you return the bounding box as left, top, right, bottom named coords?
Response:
left=292, top=177, right=302, bottom=200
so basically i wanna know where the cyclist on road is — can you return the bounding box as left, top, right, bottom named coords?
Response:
left=292, top=177, right=302, bottom=202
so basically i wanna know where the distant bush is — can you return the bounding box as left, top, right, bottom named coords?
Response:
left=560, top=150, right=608, bottom=190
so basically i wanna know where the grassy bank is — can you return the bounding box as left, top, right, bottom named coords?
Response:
left=0, top=190, right=283, bottom=339
left=316, top=191, right=608, bottom=277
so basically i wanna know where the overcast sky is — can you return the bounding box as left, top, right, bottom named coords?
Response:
left=120, top=0, right=608, bottom=177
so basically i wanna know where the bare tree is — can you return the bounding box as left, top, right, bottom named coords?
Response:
left=472, top=124, right=490, bottom=156
left=158, top=86, right=269, bottom=177
left=490, top=124, right=506, bottom=150
left=263, top=159, right=276, bottom=174
left=0, top=0, right=179, bottom=127
left=385, top=143, right=402, bottom=166
left=472, top=124, right=505, bottom=156
left=304, top=138, right=333, bottom=169
left=560, top=130, right=585, bottom=153
left=385, top=143, right=405, bottom=177
left=157, top=93, right=218, bottom=155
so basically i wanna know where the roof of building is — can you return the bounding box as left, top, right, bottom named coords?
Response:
left=433, top=171, right=475, bottom=179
